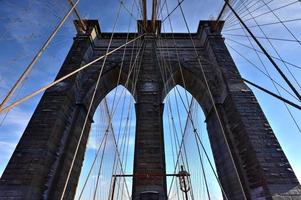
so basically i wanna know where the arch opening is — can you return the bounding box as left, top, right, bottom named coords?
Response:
left=75, top=85, right=136, bottom=199
left=162, top=85, right=223, bottom=200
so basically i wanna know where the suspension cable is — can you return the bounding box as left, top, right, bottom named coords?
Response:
left=0, top=0, right=82, bottom=109
left=225, top=0, right=300, bottom=31
left=239, top=0, right=301, bottom=91
left=225, top=0, right=301, bottom=101
left=78, top=38, right=144, bottom=199
left=226, top=42, right=301, bottom=132
left=224, top=33, right=301, bottom=43
left=60, top=2, right=126, bottom=198
left=225, top=38, right=301, bottom=70
left=156, top=6, right=230, bottom=198
left=78, top=35, right=145, bottom=199
left=176, top=1, right=249, bottom=198
left=0, top=33, right=145, bottom=114
left=242, top=78, right=301, bottom=110
left=156, top=3, right=231, bottom=198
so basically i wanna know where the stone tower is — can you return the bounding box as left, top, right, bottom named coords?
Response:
left=0, top=20, right=300, bottom=200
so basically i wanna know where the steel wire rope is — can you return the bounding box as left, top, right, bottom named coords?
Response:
left=161, top=0, right=203, bottom=129
left=166, top=97, right=187, bottom=200
left=161, top=0, right=196, bottom=125
left=224, top=41, right=301, bottom=108
left=117, top=0, right=148, bottom=33
left=0, top=34, right=145, bottom=114
left=115, top=34, right=146, bottom=199
left=112, top=40, right=146, bottom=200
left=191, top=103, right=208, bottom=200
left=158, top=3, right=232, bottom=198
left=59, top=1, right=128, bottom=197
left=109, top=0, right=137, bottom=112
left=226, top=38, right=301, bottom=69
left=119, top=106, right=134, bottom=199
left=133, top=0, right=142, bottom=18
left=156, top=25, right=210, bottom=200
left=117, top=45, right=145, bottom=199
left=168, top=72, right=231, bottom=200
left=107, top=45, right=143, bottom=200
left=191, top=37, right=301, bottom=110
left=0, top=0, right=144, bottom=116
left=225, top=0, right=300, bottom=31
left=103, top=3, right=139, bottom=196
left=187, top=99, right=211, bottom=200
left=224, top=0, right=274, bottom=28
left=104, top=35, right=146, bottom=199
left=104, top=97, right=131, bottom=200
left=237, top=21, right=301, bottom=132
left=155, top=22, right=196, bottom=199
left=104, top=90, right=130, bottom=199
left=190, top=103, right=211, bottom=200
left=157, top=0, right=167, bottom=19
left=73, top=24, right=135, bottom=199
left=224, top=0, right=278, bottom=28
left=239, top=0, right=301, bottom=92
left=77, top=36, right=145, bottom=200
left=0, top=73, right=29, bottom=131
left=174, top=1, right=249, bottom=199
left=155, top=38, right=185, bottom=198
left=116, top=103, right=134, bottom=200
left=168, top=79, right=230, bottom=200
left=162, top=0, right=185, bottom=22
left=155, top=37, right=183, bottom=199
left=223, top=33, right=301, bottom=43
left=226, top=42, right=301, bottom=133
left=77, top=113, right=109, bottom=199
left=224, top=0, right=265, bottom=24
left=232, top=0, right=298, bottom=25
left=173, top=89, right=196, bottom=200
left=0, top=0, right=82, bottom=109
left=224, top=0, right=261, bottom=20
left=163, top=80, right=222, bottom=197
left=72, top=2, right=142, bottom=194
left=223, top=18, right=301, bottom=33
left=77, top=40, right=143, bottom=199
left=109, top=94, right=131, bottom=200
left=117, top=60, right=143, bottom=199
left=93, top=127, right=110, bottom=200
left=156, top=42, right=230, bottom=200
left=168, top=95, right=192, bottom=198
left=155, top=18, right=218, bottom=200
left=0, top=34, right=72, bottom=131
left=167, top=101, right=182, bottom=199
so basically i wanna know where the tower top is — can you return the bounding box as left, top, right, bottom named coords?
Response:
left=137, top=20, right=161, bottom=34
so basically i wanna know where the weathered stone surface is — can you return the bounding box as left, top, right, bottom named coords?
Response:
left=0, top=20, right=300, bottom=200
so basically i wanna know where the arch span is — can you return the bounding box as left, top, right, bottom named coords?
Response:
left=75, top=84, right=136, bottom=199
left=161, top=64, right=249, bottom=199
left=1, top=19, right=300, bottom=200
left=159, top=52, right=301, bottom=198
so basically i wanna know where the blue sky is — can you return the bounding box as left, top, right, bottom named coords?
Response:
left=0, top=0, right=301, bottom=199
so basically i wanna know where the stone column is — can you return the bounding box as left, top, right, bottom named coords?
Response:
left=132, top=35, right=167, bottom=200
left=199, top=21, right=301, bottom=199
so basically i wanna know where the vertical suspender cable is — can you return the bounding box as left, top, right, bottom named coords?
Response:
left=173, top=1, right=248, bottom=198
